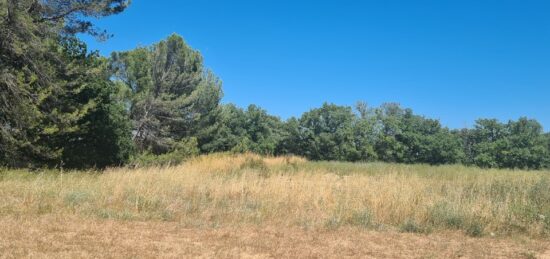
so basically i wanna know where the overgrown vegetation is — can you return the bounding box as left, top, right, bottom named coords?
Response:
left=1, top=154, right=550, bottom=238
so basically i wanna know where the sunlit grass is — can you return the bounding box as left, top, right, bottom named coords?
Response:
left=1, top=153, right=549, bottom=238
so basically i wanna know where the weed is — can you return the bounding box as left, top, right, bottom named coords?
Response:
left=428, top=202, right=464, bottom=229
left=348, top=209, right=373, bottom=228
left=325, top=216, right=343, bottom=229
left=400, top=219, right=431, bottom=234
left=465, top=221, right=485, bottom=237
left=64, top=191, right=91, bottom=208
left=241, top=157, right=268, bottom=172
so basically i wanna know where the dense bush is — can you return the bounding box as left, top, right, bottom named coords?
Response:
left=462, top=118, right=548, bottom=169
left=195, top=101, right=548, bottom=170
left=129, top=138, right=199, bottom=167
left=0, top=1, right=130, bottom=168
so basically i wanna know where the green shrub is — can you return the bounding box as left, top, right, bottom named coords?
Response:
left=348, top=209, right=373, bottom=228
left=428, top=202, right=464, bottom=229
left=325, top=216, right=343, bottom=229
left=529, top=178, right=550, bottom=209
left=64, top=191, right=91, bottom=208
left=400, top=219, right=431, bottom=234
left=465, top=221, right=485, bottom=237
left=240, top=157, right=269, bottom=177
left=130, top=138, right=199, bottom=167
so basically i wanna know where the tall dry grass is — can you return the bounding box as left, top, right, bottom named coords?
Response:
left=1, top=153, right=549, bottom=237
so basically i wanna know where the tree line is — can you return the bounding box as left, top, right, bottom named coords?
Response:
left=1, top=0, right=549, bottom=170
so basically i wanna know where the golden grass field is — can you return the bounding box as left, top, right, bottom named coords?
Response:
left=1, top=153, right=550, bottom=258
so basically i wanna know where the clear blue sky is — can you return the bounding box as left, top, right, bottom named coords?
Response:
left=82, top=0, right=550, bottom=130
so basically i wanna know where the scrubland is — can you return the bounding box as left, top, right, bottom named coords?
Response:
left=1, top=153, right=550, bottom=258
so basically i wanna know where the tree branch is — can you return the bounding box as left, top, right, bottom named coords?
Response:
left=37, top=6, right=84, bottom=22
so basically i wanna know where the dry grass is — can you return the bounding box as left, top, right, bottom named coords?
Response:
left=1, top=153, right=550, bottom=258
left=1, top=215, right=548, bottom=259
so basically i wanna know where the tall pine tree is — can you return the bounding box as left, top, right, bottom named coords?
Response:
left=110, top=34, right=222, bottom=154
left=0, top=0, right=131, bottom=167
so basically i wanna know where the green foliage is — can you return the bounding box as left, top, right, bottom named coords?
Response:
left=242, top=105, right=284, bottom=155
left=283, top=102, right=465, bottom=165
left=465, top=221, right=485, bottom=237
left=353, top=102, right=378, bottom=161
left=296, top=103, right=361, bottom=161
left=348, top=209, right=373, bottom=228
left=428, top=202, right=464, bottom=229
left=110, top=34, right=222, bottom=154
left=276, top=117, right=302, bottom=155
left=56, top=39, right=134, bottom=169
left=198, top=104, right=248, bottom=153
left=463, top=118, right=548, bottom=169
left=130, top=138, right=199, bottom=167
left=198, top=101, right=546, bottom=170
left=240, top=157, right=268, bottom=172
left=373, top=103, right=464, bottom=165
left=400, top=218, right=432, bottom=234
left=199, top=104, right=284, bottom=155
left=64, top=190, right=91, bottom=208
left=0, top=0, right=132, bottom=168
left=527, top=178, right=550, bottom=221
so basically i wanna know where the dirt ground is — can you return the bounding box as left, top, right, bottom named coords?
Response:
left=0, top=216, right=548, bottom=259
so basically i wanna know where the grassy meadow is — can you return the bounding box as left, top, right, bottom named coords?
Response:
left=1, top=153, right=549, bottom=239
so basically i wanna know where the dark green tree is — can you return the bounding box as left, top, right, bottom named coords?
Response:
left=398, top=111, right=463, bottom=164
left=198, top=104, right=248, bottom=153
left=56, top=38, right=133, bottom=169
left=467, top=119, right=507, bottom=168
left=373, top=103, right=407, bottom=162
left=501, top=118, right=547, bottom=169
left=297, top=103, right=360, bottom=161
left=374, top=103, right=463, bottom=164
left=36, top=0, right=129, bottom=39
left=110, top=34, right=222, bottom=154
left=242, top=105, right=284, bottom=155
left=464, top=118, right=548, bottom=169
left=0, top=0, right=129, bottom=167
left=276, top=117, right=303, bottom=156
left=199, top=104, right=283, bottom=155
left=353, top=101, right=378, bottom=161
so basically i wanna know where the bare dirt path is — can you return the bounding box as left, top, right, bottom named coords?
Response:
left=0, top=216, right=548, bottom=259
left=540, top=249, right=550, bottom=259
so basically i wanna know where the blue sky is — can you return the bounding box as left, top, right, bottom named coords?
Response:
left=82, top=0, right=550, bottom=130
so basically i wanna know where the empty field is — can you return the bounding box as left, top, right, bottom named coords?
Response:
left=1, top=154, right=549, bottom=258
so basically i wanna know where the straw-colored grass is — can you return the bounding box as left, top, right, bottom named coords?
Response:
left=1, top=153, right=549, bottom=238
